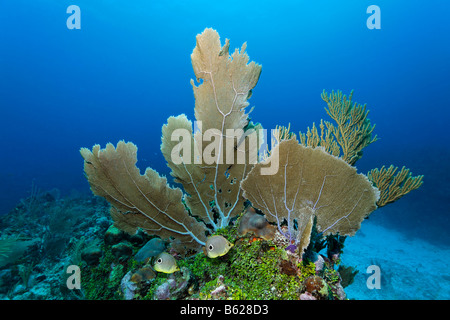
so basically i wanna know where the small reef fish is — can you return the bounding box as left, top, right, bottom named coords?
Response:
left=204, top=235, right=234, bottom=258
left=153, top=252, right=180, bottom=273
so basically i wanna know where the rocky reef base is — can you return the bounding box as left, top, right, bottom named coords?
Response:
left=0, top=189, right=358, bottom=300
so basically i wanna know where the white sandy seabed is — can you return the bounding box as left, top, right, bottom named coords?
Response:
left=340, top=220, right=450, bottom=300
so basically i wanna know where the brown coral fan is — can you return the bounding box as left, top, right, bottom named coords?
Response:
left=80, top=141, right=208, bottom=254
left=161, top=28, right=262, bottom=230
left=241, top=139, right=380, bottom=252
left=81, top=28, right=262, bottom=255
left=80, top=27, right=422, bottom=263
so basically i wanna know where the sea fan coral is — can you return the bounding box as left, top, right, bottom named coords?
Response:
left=80, top=28, right=422, bottom=261
left=0, top=236, right=35, bottom=267
left=81, top=28, right=262, bottom=255
left=161, top=28, right=262, bottom=230
left=240, top=138, right=380, bottom=252
left=80, top=142, right=208, bottom=253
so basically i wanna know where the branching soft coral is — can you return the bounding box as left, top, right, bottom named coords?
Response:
left=297, top=90, right=422, bottom=208
left=0, top=236, right=35, bottom=267
left=298, top=119, right=340, bottom=157
left=299, top=90, right=377, bottom=166
left=367, top=165, right=424, bottom=207
left=258, top=90, right=424, bottom=254
left=0, top=238, right=13, bottom=259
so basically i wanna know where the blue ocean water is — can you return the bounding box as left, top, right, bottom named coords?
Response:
left=0, top=0, right=449, bottom=299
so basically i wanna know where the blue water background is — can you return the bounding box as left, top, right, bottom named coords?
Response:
left=0, top=0, right=449, bottom=246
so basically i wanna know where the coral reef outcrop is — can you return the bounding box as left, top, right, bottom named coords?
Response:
left=81, top=28, right=262, bottom=255
left=73, top=27, right=425, bottom=301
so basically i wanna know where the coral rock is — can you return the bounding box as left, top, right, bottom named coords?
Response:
left=304, top=275, right=329, bottom=299
left=314, top=254, right=325, bottom=272
left=81, top=246, right=102, bottom=266
left=333, top=282, right=347, bottom=300
left=299, top=291, right=317, bottom=300
left=111, top=242, right=133, bottom=262
left=130, top=267, right=156, bottom=284
left=120, top=271, right=138, bottom=300
left=280, top=259, right=298, bottom=276
left=211, top=285, right=227, bottom=299
left=238, top=207, right=276, bottom=240
left=153, top=267, right=193, bottom=300
left=104, top=225, right=127, bottom=245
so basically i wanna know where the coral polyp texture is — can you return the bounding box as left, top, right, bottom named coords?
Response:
left=78, top=28, right=423, bottom=300
left=240, top=138, right=380, bottom=253
left=81, top=28, right=262, bottom=255
left=162, top=28, right=261, bottom=231
left=80, top=141, right=208, bottom=254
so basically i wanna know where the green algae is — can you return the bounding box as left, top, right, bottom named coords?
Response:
left=80, top=246, right=122, bottom=300
left=178, top=224, right=317, bottom=300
